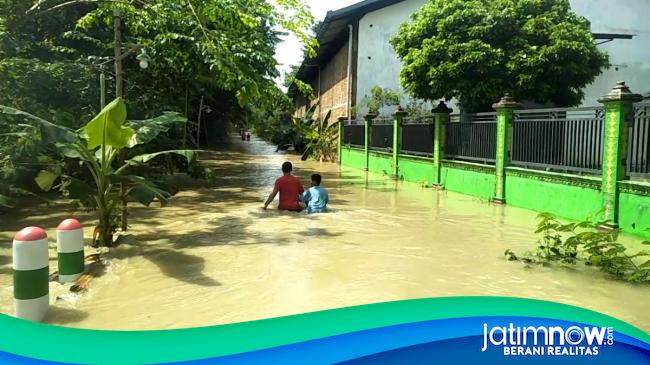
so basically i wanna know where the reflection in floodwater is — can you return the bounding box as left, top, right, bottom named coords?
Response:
left=0, top=135, right=649, bottom=331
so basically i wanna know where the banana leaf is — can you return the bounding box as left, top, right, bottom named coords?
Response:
left=0, top=105, right=78, bottom=143
left=113, top=175, right=173, bottom=207
left=85, top=97, right=134, bottom=150
left=126, top=112, right=188, bottom=148
left=35, top=170, right=60, bottom=191
left=127, top=183, right=172, bottom=207
left=126, top=150, right=197, bottom=165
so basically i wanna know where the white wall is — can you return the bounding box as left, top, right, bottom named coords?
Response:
left=356, top=0, right=432, bottom=116
left=355, top=0, right=650, bottom=112
left=571, top=0, right=650, bottom=105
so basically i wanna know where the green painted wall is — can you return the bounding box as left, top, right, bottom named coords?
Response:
left=341, top=146, right=650, bottom=240
left=368, top=151, right=394, bottom=176
left=505, top=170, right=603, bottom=222
left=441, top=162, right=496, bottom=200
left=398, top=155, right=435, bottom=186
left=618, top=184, right=650, bottom=240
left=341, top=147, right=365, bottom=170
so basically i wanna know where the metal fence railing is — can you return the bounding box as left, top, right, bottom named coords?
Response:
left=512, top=107, right=604, bottom=174
left=401, top=116, right=434, bottom=157
left=370, top=119, right=393, bottom=151
left=343, top=121, right=364, bottom=147
left=445, top=112, right=497, bottom=164
left=629, top=102, right=650, bottom=177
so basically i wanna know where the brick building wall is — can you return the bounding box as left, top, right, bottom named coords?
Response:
left=294, top=42, right=350, bottom=122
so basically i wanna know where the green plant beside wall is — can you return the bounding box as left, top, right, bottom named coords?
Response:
left=506, top=213, right=650, bottom=283
left=293, top=104, right=339, bottom=162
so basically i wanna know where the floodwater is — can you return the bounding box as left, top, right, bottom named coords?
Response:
left=0, top=136, right=649, bottom=331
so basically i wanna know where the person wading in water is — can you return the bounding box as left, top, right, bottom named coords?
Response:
left=263, top=161, right=304, bottom=212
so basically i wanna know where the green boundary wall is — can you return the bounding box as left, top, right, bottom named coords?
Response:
left=340, top=145, right=650, bottom=239
left=337, top=86, right=649, bottom=238
left=504, top=168, right=603, bottom=222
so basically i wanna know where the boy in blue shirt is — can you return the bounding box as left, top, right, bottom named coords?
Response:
left=301, top=174, right=329, bottom=214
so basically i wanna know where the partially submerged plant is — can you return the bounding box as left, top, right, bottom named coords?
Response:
left=507, top=213, right=650, bottom=283
left=1, top=98, right=196, bottom=247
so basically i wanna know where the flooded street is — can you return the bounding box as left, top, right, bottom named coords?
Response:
left=0, top=136, right=649, bottom=331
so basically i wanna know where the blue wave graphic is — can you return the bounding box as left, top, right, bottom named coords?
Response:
left=1, top=316, right=648, bottom=364
left=169, top=316, right=650, bottom=364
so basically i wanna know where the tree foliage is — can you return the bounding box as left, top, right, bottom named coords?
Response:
left=391, top=0, right=609, bottom=110
left=67, top=0, right=314, bottom=107
left=0, top=0, right=316, bottom=209
left=359, top=86, right=402, bottom=116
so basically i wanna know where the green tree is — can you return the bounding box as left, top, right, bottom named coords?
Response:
left=360, top=86, right=402, bottom=116
left=0, top=0, right=316, bottom=208
left=390, top=0, right=609, bottom=111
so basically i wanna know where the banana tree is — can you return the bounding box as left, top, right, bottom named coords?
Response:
left=293, top=107, right=338, bottom=162
left=1, top=98, right=196, bottom=247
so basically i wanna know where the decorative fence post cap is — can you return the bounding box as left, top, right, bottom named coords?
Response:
left=364, top=112, right=378, bottom=120
left=598, top=81, right=643, bottom=103
left=393, top=106, right=407, bottom=117
left=431, top=101, right=453, bottom=114
left=492, top=94, right=521, bottom=110
left=14, top=227, right=47, bottom=241
left=57, top=218, right=83, bottom=231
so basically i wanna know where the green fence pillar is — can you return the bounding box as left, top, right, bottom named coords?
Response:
left=337, top=116, right=347, bottom=164
left=598, top=82, right=642, bottom=227
left=392, top=106, right=407, bottom=178
left=492, top=94, right=521, bottom=204
left=432, top=101, right=453, bottom=187
left=363, top=112, right=377, bottom=171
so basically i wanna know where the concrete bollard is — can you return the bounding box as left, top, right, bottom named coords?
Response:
left=56, top=219, right=85, bottom=283
left=13, top=226, right=49, bottom=322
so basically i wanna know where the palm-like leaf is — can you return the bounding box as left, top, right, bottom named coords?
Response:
left=126, top=150, right=197, bottom=166
left=126, top=112, right=188, bottom=147
left=0, top=105, right=78, bottom=143
left=85, top=97, right=134, bottom=150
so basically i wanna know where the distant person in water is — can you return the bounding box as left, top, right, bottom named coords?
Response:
left=301, top=174, right=329, bottom=214
left=263, top=161, right=304, bottom=212
left=246, top=132, right=251, bottom=141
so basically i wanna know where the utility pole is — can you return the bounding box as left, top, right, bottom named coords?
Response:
left=100, top=71, right=106, bottom=109
left=197, top=95, right=204, bottom=148
left=114, top=9, right=124, bottom=99
left=114, top=9, right=128, bottom=233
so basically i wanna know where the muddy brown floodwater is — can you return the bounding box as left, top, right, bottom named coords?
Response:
left=0, top=135, right=649, bottom=331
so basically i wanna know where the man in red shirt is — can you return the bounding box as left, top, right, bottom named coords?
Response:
left=263, top=161, right=305, bottom=212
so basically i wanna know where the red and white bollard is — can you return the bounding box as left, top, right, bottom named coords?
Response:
left=13, top=226, right=49, bottom=322
left=56, top=219, right=85, bottom=283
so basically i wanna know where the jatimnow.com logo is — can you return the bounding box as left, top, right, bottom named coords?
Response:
left=481, top=323, right=614, bottom=356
